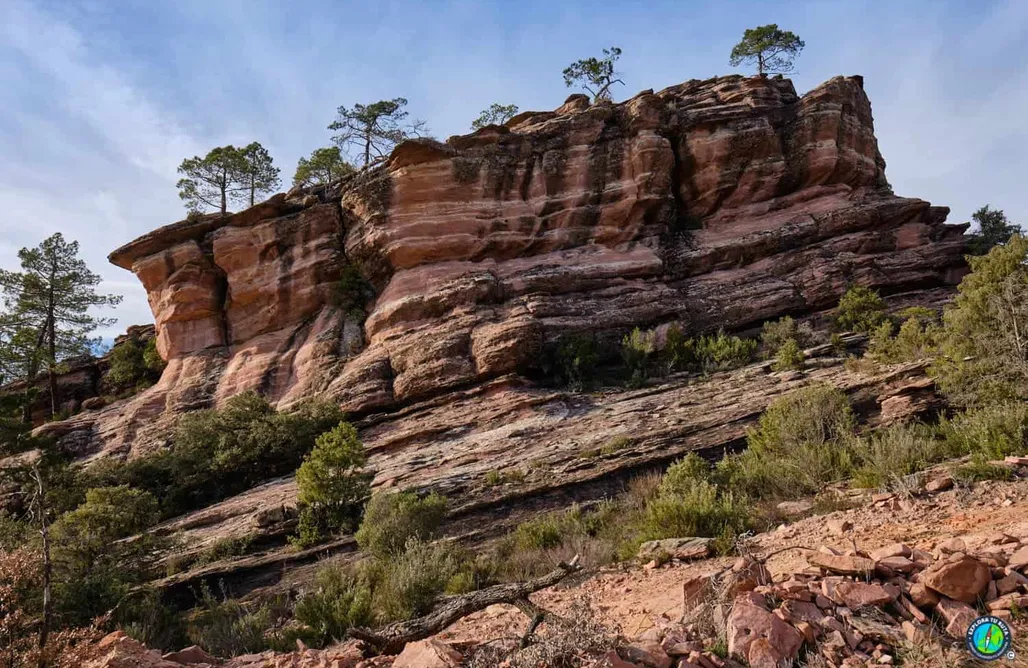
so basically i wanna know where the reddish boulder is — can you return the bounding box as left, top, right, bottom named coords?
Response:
left=922, top=555, right=991, bottom=604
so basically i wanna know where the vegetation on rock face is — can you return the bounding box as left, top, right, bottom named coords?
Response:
left=770, top=337, right=805, bottom=371
left=292, top=423, right=372, bottom=548
left=332, top=264, right=376, bottom=318
left=292, top=146, right=356, bottom=188
left=563, top=46, right=624, bottom=101
left=355, top=491, right=448, bottom=559
left=86, top=392, right=345, bottom=518
left=729, top=24, right=805, bottom=74
left=471, top=103, right=520, bottom=130
left=176, top=143, right=280, bottom=214
left=760, top=316, right=815, bottom=359
left=329, top=98, right=427, bottom=166
left=105, top=336, right=166, bottom=393
left=834, top=285, right=887, bottom=334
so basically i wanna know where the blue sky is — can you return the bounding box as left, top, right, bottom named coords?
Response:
left=2, top=0, right=1026, bottom=337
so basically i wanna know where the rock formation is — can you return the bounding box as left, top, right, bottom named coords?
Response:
left=40, top=74, right=967, bottom=458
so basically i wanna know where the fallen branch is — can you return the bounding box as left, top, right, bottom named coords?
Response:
left=512, top=597, right=569, bottom=648
left=349, top=555, right=581, bottom=655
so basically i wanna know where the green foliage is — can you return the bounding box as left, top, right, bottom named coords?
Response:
left=968, top=205, right=1021, bottom=255
left=728, top=385, right=856, bottom=498
left=355, top=491, right=448, bottom=559
left=50, top=485, right=161, bottom=625
left=194, top=535, right=256, bottom=567
left=513, top=516, right=564, bottom=551
left=293, top=146, right=355, bottom=188
left=562, top=46, right=624, bottom=101
left=374, top=538, right=461, bottom=621
left=556, top=334, right=599, bottom=390
left=118, top=588, right=188, bottom=653
left=936, top=403, right=1028, bottom=460
left=621, top=327, right=656, bottom=388
left=106, top=336, right=165, bottom=391
left=177, top=143, right=280, bottom=214
left=759, top=316, right=814, bottom=358
left=471, top=103, right=520, bottom=130
left=771, top=338, right=805, bottom=371
left=866, top=308, right=940, bottom=364
left=187, top=584, right=285, bottom=657
left=834, top=286, right=887, bottom=334
left=665, top=326, right=757, bottom=374
left=953, top=456, right=1015, bottom=484
left=849, top=423, right=956, bottom=490
left=931, top=235, right=1028, bottom=407
left=0, top=233, right=122, bottom=415
left=639, top=481, right=750, bottom=544
left=729, top=24, right=805, bottom=74
left=332, top=264, right=375, bottom=318
left=329, top=98, right=427, bottom=166
left=291, top=423, right=372, bottom=547
left=292, top=563, right=373, bottom=647
left=87, top=393, right=345, bottom=518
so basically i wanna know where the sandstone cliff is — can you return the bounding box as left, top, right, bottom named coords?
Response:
left=41, top=74, right=967, bottom=458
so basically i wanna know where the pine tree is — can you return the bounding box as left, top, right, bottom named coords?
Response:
left=0, top=234, right=122, bottom=417
left=730, top=25, right=805, bottom=75
left=329, top=98, right=427, bottom=167
left=471, top=103, right=519, bottom=130
left=176, top=145, right=246, bottom=215
left=562, top=47, right=624, bottom=101
left=293, top=146, right=355, bottom=188
left=236, top=142, right=281, bottom=208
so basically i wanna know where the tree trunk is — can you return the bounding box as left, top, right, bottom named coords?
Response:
left=220, top=169, right=227, bottom=214
left=33, top=464, right=52, bottom=667
left=46, top=280, right=56, bottom=419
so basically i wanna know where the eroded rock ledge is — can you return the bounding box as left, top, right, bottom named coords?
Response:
left=45, top=74, right=967, bottom=458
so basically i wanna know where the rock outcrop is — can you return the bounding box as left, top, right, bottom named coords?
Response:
left=44, top=74, right=967, bottom=458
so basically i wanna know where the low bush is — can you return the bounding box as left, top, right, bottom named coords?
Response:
left=374, top=538, right=461, bottom=621
left=638, top=481, right=750, bottom=545
left=621, top=328, right=657, bottom=388
left=291, top=562, right=373, bottom=647
left=771, top=338, right=805, bottom=371
left=936, top=403, right=1028, bottom=460
left=835, top=285, right=888, bottom=334
left=722, top=385, right=856, bottom=498
left=952, top=456, right=1015, bottom=484
left=333, top=264, right=376, bottom=317
left=760, top=316, right=815, bottom=359
left=556, top=334, right=600, bottom=390
left=355, top=491, right=448, bottom=559
left=665, top=326, right=757, bottom=374
left=105, top=336, right=166, bottom=392
left=849, top=423, right=955, bottom=490
left=187, top=584, right=287, bottom=658
left=866, top=307, right=940, bottom=363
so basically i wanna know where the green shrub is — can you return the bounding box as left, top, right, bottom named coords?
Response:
left=760, top=316, right=814, bottom=358
left=51, top=486, right=162, bottom=625
left=106, top=336, right=166, bottom=392
left=665, top=327, right=757, bottom=374
left=621, top=328, right=656, bottom=388
left=952, top=455, right=1015, bottom=484
left=849, top=423, right=955, bottom=490
left=638, top=481, right=750, bottom=543
left=291, top=423, right=372, bottom=547
left=513, top=516, right=564, bottom=551
left=374, top=539, right=460, bottom=621
left=600, top=435, right=631, bottom=456
left=725, top=385, right=856, bottom=498
left=88, top=393, right=346, bottom=518
left=937, top=403, right=1028, bottom=460
left=355, top=491, right=448, bottom=559
left=143, top=337, right=166, bottom=375
left=195, top=535, right=256, bottom=566
left=771, top=338, right=805, bottom=371
left=187, top=584, right=284, bottom=657
left=556, top=334, right=599, bottom=390
left=867, top=308, right=940, bottom=363
left=118, top=588, right=188, bottom=653
left=659, top=453, right=711, bottom=496
left=931, top=235, right=1028, bottom=407
left=292, top=563, right=373, bottom=647
left=835, top=286, right=887, bottom=334
left=333, top=265, right=375, bottom=317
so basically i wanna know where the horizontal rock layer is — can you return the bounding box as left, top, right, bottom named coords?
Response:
left=52, top=74, right=966, bottom=457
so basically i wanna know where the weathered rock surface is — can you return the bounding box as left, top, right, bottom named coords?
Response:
left=48, top=73, right=966, bottom=459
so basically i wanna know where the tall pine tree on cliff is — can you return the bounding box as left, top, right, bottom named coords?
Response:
left=730, top=25, right=805, bottom=75
left=563, top=47, right=624, bottom=101
left=177, top=142, right=280, bottom=214
left=329, top=98, right=427, bottom=167
left=0, top=233, right=121, bottom=418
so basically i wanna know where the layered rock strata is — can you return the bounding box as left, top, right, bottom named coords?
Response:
left=43, top=74, right=967, bottom=457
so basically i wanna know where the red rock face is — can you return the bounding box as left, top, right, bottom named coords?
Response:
left=61, top=74, right=965, bottom=457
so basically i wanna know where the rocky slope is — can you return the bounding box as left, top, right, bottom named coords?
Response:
left=41, top=73, right=967, bottom=459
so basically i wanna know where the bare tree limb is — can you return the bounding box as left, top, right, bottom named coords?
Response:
left=348, top=556, right=581, bottom=655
